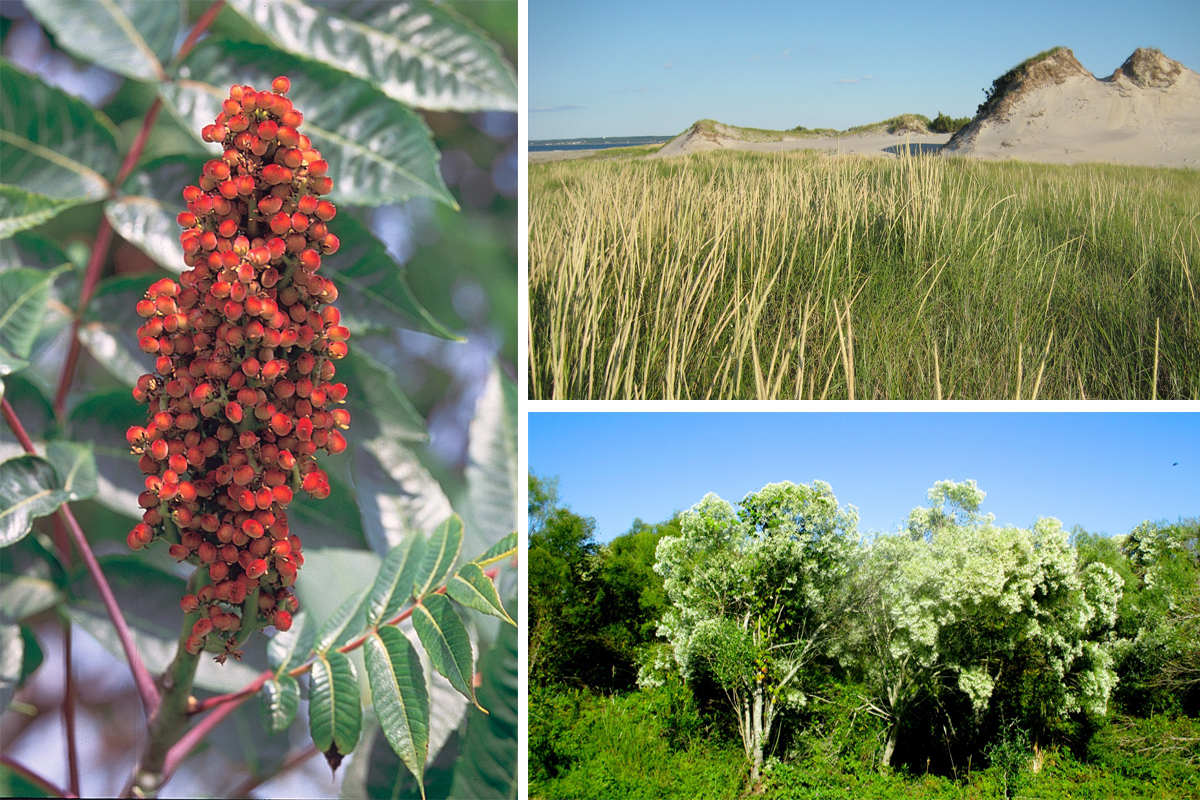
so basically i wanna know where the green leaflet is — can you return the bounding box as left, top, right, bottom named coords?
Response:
left=412, top=593, right=481, bottom=712
left=267, top=611, right=315, bottom=675
left=448, top=620, right=517, bottom=799
left=25, top=0, right=182, bottom=82
left=44, top=441, right=98, bottom=503
left=308, top=650, right=362, bottom=760
left=464, top=366, right=518, bottom=560
left=161, top=39, right=454, bottom=208
left=351, top=431, right=454, bottom=556
left=313, top=589, right=368, bottom=655
left=471, top=532, right=518, bottom=569
left=0, top=186, right=80, bottom=239
left=0, top=621, right=22, bottom=715
left=0, top=61, right=119, bottom=201
left=364, top=626, right=429, bottom=797
left=413, top=514, right=464, bottom=600
left=0, top=456, right=70, bottom=549
left=226, top=0, right=517, bottom=112
left=105, top=157, right=204, bottom=273
left=447, top=562, right=514, bottom=626
left=261, top=674, right=300, bottom=734
left=0, top=266, right=66, bottom=362
left=323, top=216, right=460, bottom=341
left=365, top=534, right=425, bottom=627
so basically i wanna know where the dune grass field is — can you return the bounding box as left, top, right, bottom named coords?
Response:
left=528, top=149, right=1199, bottom=399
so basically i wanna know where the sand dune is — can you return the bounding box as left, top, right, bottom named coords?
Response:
left=941, top=48, right=1200, bottom=168
left=532, top=48, right=1199, bottom=169
left=652, top=120, right=950, bottom=159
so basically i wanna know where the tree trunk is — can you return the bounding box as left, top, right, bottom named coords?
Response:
left=750, top=684, right=765, bottom=788
left=882, top=719, right=899, bottom=768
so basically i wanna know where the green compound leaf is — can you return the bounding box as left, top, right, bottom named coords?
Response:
left=0, top=456, right=69, bottom=549
left=106, top=157, right=205, bottom=273
left=161, top=39, right=453, bottom=208
left=25, top=0, right=182, bottom=82
left=226, top=0, right=517, bottom=112
left=267, top=610, right=315, bottom=674
left=0, top=61, right=120, bottom=202
left=412, top=514, right=463, bottom=600
left=447, top=562, right=514, bottom=626
left=471, top=532, right=517, bottom=569
left=313, top=588, right=368, bottom=656
left=364, top=626, right=429, bottom=798
left=0, top=186, right=80, bottom=239
left=365, top=534, right=425, bottom=628
left=0, top=266, right=64, bottom=361
left=412, top=593, right=481, bottom=712
left=45, top=441, right=98, bottom=503
left=261, top=674, right=300, bottom=734
left=308, top=650, right=362, bottom=770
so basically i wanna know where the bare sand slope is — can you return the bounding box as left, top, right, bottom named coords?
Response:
left=942, top=48, right=1200, bottom=168
left=653, top=124, right=950, bottom=159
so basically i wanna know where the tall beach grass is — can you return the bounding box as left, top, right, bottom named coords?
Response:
left=529, top=150, right=1199, bottom=399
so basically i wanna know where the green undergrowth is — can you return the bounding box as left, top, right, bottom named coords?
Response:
left=529, top=149, right=1200, bottom=399
left=530, top=683, right=1200, bottom=799
left=529, top=683, right=746, bottom=800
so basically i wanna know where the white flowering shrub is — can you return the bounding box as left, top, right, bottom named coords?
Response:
left=853, top=481, right=1122, bottom=766
left=651, top=481, right=860, bottom=786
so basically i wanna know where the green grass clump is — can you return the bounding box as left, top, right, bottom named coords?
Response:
left=529, top=149, right=1200, bottom=399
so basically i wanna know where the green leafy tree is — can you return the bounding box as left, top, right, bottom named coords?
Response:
left=651, top=481, right=861, bottom=787
left=0, top=2, right=516, bottom=797
left=1112, top=518, right=1200, bottom=714
left=852, top=481, right=1123, bottom=767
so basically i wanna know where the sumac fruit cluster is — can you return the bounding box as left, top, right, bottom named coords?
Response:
left=125, top=76, right=350, bottom=658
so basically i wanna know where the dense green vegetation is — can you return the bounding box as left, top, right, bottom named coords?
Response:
left=529, top=473, right=1200, bottom=799
left=930, top=111, right=972, bottom=133
left=529, top=150, right=1200, bottom=399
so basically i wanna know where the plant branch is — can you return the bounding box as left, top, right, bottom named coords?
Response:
left=131, top=581, right=206, bottom=798
left=51, top=0, right=226, bottom=419
left=226, top=744, right=319, bottom=799
left=61, top=620, right=81, bottom=797
left=0, top=755, right=78, bottom=798
left=1, top=398, right=161, bottom=713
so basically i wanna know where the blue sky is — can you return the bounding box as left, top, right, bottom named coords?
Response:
left=530, top=0, right=1200, bottom=139
left=528, top=412, right=1199, bottom=543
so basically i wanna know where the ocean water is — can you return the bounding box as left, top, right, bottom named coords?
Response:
left=530, top=136, right=672, bottom=152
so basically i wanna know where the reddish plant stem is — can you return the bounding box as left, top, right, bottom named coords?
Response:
left=52, top=514, right=80, bottom=796
left=62, top=622, right=81, bottom=797
left=1, top=398, right=161, bottom=713
left=0, top=755, right=78, bottom=798
left=51, top=0, right=226, bottom=419
left=227, top=743, right=319, bottom=799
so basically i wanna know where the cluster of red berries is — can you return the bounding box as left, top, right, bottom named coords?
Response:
left=125, top=76, right=350, bottom=658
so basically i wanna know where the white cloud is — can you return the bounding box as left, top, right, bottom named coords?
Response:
left=864, top=75, right=875, bottom=80
left=747, top=54, right=762, bottom=61
left=531, top=104, right=586, bottom=113
left=837, top=78, right=859, bottom=84
left=664, top=61, right=674, bottom=69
